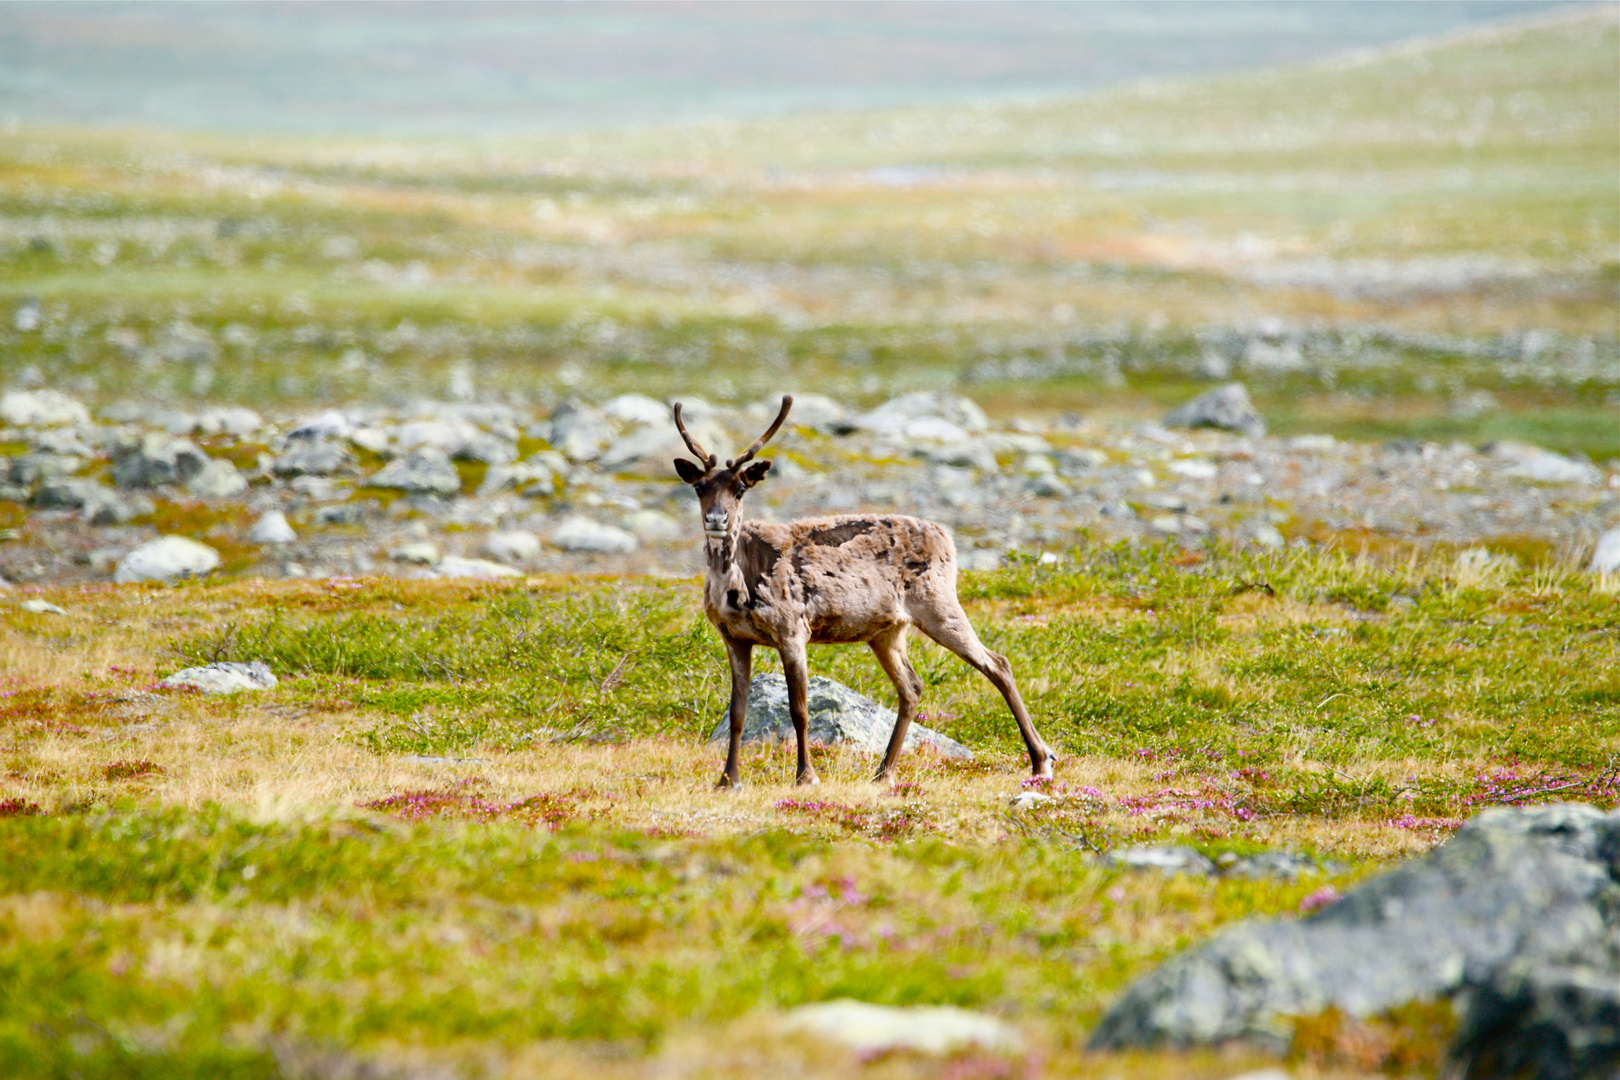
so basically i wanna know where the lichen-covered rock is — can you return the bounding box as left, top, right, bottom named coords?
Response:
left=1088, top=803, right=1620, bottom=1071
left=1163, top=383, right=1267, bottom=438
left=114, top=536, right=221, bottom=583
left=708, top=673, right=971, bottom=760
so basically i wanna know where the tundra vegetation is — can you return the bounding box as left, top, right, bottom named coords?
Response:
left=0, top=8, right=1616, bottom=1079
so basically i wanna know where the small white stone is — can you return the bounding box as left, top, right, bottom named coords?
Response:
left=114, top=536, right=220, bottom=583
left=781, top=999, right=1023, bottom=1056
left=19, top=599, right=66, bottom=615
left=433, top=556, right=521, bottom=580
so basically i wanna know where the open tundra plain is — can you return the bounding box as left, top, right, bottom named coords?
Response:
left=0, top=8, right=1616, bottom=1079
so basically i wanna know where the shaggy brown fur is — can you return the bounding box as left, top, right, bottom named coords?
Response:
left=673, top=397, right=1056, bottom=788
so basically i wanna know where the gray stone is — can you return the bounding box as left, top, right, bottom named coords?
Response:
left=925, top=439, right=997, bottom=471
left=11, top=451, right=84, bottom=487
left=543, top=401, right=612, bottom=462
left=366, top=447, right=461, bottom=496
left=160, top=661, right=277, bottom=694
left=859, top=391, right=990, bottom=435
left=708, top=673, right=972, bottom=760
left=597, top=426, right=695, bottom=475
left=1028, top=473, right=1071, bottom=498
left=1089, top=804, right=1620, bottom=1058
left=552, top=515, right=638, bottom=555
left=246, top=511, right=297, bottom=545
left=285, top=409, right=355, bottom=441
left=481, top=530, right=542, bottom=564
left=624, top=509, right=681, bottom=542
left=1106, top=845, right=1217, bottom=876
left=185, top=458, right=248, bottom=499
left=391, top=541, right=440, bottom=565
left=476, top=460, right=555, bottom=498
left=0, top=389, right=89, bottom=428
left=1590, top=528, right=1620, bottom=575
left=774, top=392, right=852, bottom=434
left=1163, top=383, right=1267, bottom=439
left=452, top=430, right=518, bottom=466
left=1490, top=441, right=1602, bottom=486
left=601, top=393, right=670, bottom=427
left=114, top=536, right=221, bottom=583
left=273, top=436, right=355, bottom=478
left=781, top=999, right=1022, bottom=1056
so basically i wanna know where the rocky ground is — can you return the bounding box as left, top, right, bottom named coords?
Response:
left=0, top=382, right=1615, bottom=590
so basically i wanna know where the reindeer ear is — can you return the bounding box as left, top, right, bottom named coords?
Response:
left=740, top=459, right=773, bottom=489
left=673, top=458, right=706, bottom=484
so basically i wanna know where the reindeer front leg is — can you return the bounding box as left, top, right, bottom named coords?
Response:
left=718, top=634, right=753, bottom=789
left=778, top=638, right=820, bottom=786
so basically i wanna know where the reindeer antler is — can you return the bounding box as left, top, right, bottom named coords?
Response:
left=728, top=395, right=793, bottom=469
left=672, top=402, right=717, bottom=470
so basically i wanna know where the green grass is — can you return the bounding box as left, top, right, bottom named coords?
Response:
left=1, top=544, right=1616, bottom=1076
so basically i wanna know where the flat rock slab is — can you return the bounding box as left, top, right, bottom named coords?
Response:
left=780, top=999, right=1022, bottom=1055
left=160, top=661, right=277, bottom=694
left=1088, top=804, right=1620, bottom=1079
left=708, top=673, right=971, bottom=759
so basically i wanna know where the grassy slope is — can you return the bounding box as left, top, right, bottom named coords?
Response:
left=1, top=546, right=1616, bottom=1077
left=0, top=9, right=1614, bottom=454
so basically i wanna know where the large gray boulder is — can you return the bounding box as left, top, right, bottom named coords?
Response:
left=708, top=673, right=971, bottom=760
left=1088, top=804, right=1620, bottom=1079
left=1162, top=383, right=1267, bottom=439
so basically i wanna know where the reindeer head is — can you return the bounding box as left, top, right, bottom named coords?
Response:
left=673, top=396, right=792, bottom=551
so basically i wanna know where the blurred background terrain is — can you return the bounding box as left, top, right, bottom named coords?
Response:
left=0, top=0, right=1614, bottom=454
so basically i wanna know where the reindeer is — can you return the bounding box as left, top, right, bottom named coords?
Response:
left=673, top=395, right=1057, bottom=788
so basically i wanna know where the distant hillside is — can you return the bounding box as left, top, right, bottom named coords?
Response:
left=0, top=0, right=1578, bottom=135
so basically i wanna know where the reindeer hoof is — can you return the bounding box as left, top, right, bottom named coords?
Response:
left=715, top=774, right=742, bottom=791
left=795, top=772, right=821, bottom=787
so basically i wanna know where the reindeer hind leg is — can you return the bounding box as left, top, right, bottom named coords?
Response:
left=911, top=599, right=1055, bottom=778
left=869, top=626, right=922, bottom=782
